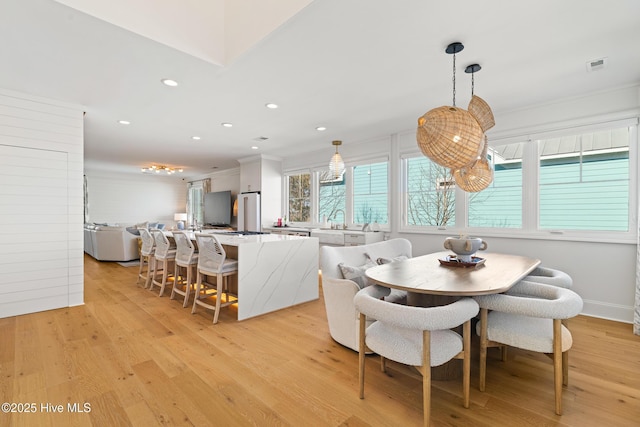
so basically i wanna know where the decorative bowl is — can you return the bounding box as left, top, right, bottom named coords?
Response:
left=443, top=236, right=488, bottom=262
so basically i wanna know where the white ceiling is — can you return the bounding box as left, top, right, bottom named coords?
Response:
left=1, top=0, right=639, bottom=178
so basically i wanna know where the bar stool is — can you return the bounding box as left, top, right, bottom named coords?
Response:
left=137, top=228, right=156, bottom=288
left=149, top=229, right=177, bottom=296
left=192, top=233, right=238, bottom=324
left=171, top=231, right=199, bottom=307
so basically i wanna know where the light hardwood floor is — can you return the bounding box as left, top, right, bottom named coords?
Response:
left=1, top=255, right=639, bottom=426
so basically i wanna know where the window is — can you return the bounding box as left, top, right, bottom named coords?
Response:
left=187, top=178, right=210, bottom=227
left=538, top=127, right=630, bottom=231
left=405, top=156, right=455, bottom=226
left=353, top=161, right=388, bottom=225
left=287, top=172, right=311, bottom=222
left=401, top=119, right=635, bottom=237
left=318, top=170, right=345, bottom=223
left=468, top=142, right=524, bottom=228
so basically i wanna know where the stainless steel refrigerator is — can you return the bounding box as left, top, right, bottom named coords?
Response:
left=237, top=192, right=261, bottom=232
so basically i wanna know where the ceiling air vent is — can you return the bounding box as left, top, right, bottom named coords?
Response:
left=586, top=57, right=608, bottom=72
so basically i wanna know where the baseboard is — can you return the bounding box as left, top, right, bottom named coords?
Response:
left=581, top=299, right=634, bottom=324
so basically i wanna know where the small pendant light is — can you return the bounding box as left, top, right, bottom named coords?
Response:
left=329, top=140, right=345, bottom=179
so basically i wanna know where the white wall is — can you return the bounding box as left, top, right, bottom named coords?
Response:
left=84, top=170, right=187, bottom=227
left=283, top=85, right=640, bottom=324
left=85, top=167, right=242, bottom=228
left=0, top=88, right=84, bottom=318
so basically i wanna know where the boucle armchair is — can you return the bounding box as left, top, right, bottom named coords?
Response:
left=524, top=266, right=573, bottom=288
left=354, top=285, right=479, bottom=427
left=474, top=281, right=583, bottom=415
left=320, top=238, right=412, bottom=352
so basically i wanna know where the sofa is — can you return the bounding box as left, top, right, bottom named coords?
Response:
left=320, top=238, right=412, bottom=352
left=84, top=225, right=139, bottom=262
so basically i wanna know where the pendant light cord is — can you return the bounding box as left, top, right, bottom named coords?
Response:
left=452, top=52, right=457, bottom=107
left=471, top=71, right=475, bottom=97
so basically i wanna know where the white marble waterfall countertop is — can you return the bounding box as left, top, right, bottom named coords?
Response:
left=168, top=230, right=311, bottom=246
left=166, top=229, right=319, bottom=321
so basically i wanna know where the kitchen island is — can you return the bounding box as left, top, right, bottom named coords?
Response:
left=186, top=231, right=319, bottom=321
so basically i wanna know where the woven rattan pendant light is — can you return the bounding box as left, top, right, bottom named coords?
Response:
left=453, top=135, right=493, bottom=192
left=416, top=42, right=484, bottom=170
left=465, top=63, right=495, bottom=133
left=454, top=64, right=494, bottom=192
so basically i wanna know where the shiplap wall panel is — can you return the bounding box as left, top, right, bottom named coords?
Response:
left=0, top=88, right=84, bottom=318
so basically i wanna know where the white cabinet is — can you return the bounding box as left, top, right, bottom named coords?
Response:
left=238, top=155, right=282, bottom=230
left=343, top=231, right=384, bottom=246
left=268, top=227, right=311, bottom=237
left=311, top=229, right=385, bottom=246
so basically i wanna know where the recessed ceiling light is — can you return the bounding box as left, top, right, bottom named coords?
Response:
left=221, top=122, right=233, bottom=127
left=265, top=103, right=278, bottom=109
left=161, top=79, right=178, bottom=87
left=316, top=126, right=327, bottom=131
left=118, top=120, right=130, bottom=125
left=191, top=136, right=201, bottom=140
left=251, top=146, right=259, bottom=150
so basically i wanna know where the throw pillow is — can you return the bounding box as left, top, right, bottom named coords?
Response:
left=376, top=255, right=409, bottom=265
left=384, top=289, right=408, bottom=304
left=338, top=260, right=377, bottom=289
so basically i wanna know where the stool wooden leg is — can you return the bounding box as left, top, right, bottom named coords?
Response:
left=183, top=265, right=193, bottom=307
left=145, top=256, right=155, bottom=289
left=213, top=274, right=223, bottom=324
left=191, top=272, right=202, bottom=315
left=170, top=263, right=179, bottom=300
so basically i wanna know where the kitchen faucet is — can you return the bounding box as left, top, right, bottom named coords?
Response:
left=331, top=209, right=347, bottom=230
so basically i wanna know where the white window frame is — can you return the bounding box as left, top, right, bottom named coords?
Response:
left=283, top=169, right=313, bottom=226
left=345, top=156, right=390, bottom=229
left=399, top=151, right=459, bottom=232
left=400, top=116, right=639, bottom=244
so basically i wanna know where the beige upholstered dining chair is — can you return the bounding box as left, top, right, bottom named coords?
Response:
left=354, top=285, right=479, bottom=427
left=524, top=266, right=573, bottom=288
left=137, top=228, right=156, bottom=288
left=473, top=281, right=583, bottom=415
left=171, top=231, right=199, bottom=307
left=320, top=238, right=412, bottom=352
left=192, top=233, right=238, bottom=324
left=149, top=229, right=177, bottom=296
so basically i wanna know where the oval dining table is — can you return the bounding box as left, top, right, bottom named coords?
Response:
left=364, top=250, right=541, bottom=379
left=365, top=250, right=540, bottom=307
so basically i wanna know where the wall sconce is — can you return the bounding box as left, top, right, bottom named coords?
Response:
left=329, top=140, right=345, bottom=179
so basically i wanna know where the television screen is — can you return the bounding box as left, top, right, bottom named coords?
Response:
left=204, top=190, right=231, bottom=226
